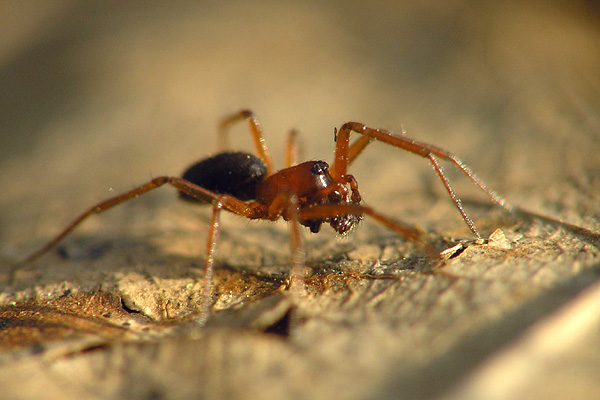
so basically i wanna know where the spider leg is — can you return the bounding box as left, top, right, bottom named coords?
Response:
left=331, top=122, right=513, bottom=238
left=284, top=129, right=300, bottom=168
left=196, top=198, right=224, bottom=325
left=287, top=196, right=307, bottom=294
left=218, top=109, right=274, bottom=176
left=254, top=189, right=308, bottom=288
left=427, top=153, right=479, bottom=238
left=299, top=203, right=440, bottom=260
left=348, top=135, right=373, bottom=166
left=22, top=176, right=262, bottom=264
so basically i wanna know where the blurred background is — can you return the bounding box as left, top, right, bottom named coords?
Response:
left=1, top=2, right=600, bottom=399
left=1, top=0, right=599, bottom=251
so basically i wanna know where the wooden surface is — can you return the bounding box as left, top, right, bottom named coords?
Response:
left=1, top=1, right=599, bottom=399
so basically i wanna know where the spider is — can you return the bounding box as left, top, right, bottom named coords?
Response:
left=23, top=110, right=512, bottom=320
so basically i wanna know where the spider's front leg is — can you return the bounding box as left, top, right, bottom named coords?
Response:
left=299, top=203, right=439, bottom=260
left=331, top=122, right=513, bottom=239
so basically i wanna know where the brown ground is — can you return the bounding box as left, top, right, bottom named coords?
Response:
left=1, top=1, right=599, bottom=399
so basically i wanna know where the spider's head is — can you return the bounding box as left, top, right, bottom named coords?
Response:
left=258, top=160, right=363, bottom=235
left=300, top=164, right=364, bottom=235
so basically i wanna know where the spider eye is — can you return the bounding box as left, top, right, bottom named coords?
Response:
left=310, top=161, right=329, bottom=175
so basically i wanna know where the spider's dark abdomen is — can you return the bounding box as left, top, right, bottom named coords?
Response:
left=179, top=152, right=267, bottom=202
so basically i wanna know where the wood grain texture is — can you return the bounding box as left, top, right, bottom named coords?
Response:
left=1, top=1, right=599, bottom=399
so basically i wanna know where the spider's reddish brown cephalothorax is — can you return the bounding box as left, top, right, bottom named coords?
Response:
left=23, top=110, right=512, bottom=321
